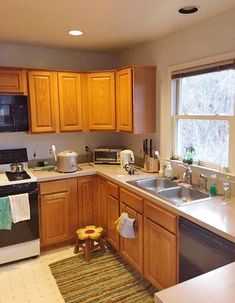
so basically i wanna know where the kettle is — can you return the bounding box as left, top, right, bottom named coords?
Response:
left=52, top=145, right=78, bottom=173
left=120, top=150, right=135, bottom=168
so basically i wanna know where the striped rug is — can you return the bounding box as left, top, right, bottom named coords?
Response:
left=49, top=248, right=157, bottom=303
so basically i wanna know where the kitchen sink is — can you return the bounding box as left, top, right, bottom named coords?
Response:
left=157, top=186, right=211, bottom=206
left=127, top=177, right=178, bottom=193
left=127, top=177, right=212, bottom=206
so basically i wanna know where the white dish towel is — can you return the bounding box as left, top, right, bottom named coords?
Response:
left=9, top=193, right=30, bottom=223
left=119, top=212, right=136, bottom=239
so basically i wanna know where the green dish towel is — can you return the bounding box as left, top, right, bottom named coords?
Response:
left=0, top=196, right=12, bottom=230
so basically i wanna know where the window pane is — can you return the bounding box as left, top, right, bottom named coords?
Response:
left=177, top=119, right=229, bottom=166
left=178, top=69, right=235, bottom=115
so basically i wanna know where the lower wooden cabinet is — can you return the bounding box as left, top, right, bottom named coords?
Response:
left=119, top=188, right=143, bottom=273
left=77, top=176, right=98, bottom=227
left=143, top=200, right=178, bottom=289
left=107, top=194, right=119, bottom=250
left=39, top=178, right=77, bottom=247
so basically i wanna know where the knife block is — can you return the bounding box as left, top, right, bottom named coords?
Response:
left=143, top=157, right=159, bottom=173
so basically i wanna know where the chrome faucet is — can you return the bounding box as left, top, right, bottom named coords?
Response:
left=178, top=163, right=193, bottom=185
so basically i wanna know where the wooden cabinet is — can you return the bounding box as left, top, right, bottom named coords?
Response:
left=120, top=188, right=143, bottom=273
left=28, top=71, right=59, bottom=133
left=87, top=72, right=116, bottom=130
left=116, top=66, right=156, bottom=134
left=58, top=72, right=83, bottom=131
left=143, top=200, right=178, bottom=289
left=39, top=178, right=77, bottom=247
left=0, top=68, right=27, bottom=94
left=77, top=176, right=98, bottom=227
left=98, top=177, right=120, bottom=250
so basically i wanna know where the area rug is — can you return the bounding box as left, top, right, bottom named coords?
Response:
left=49, top=248, right=157, bottom=303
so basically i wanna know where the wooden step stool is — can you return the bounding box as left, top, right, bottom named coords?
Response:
left=74, top=225, right=106, bottom=261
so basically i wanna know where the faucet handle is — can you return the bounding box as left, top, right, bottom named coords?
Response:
left=178, top=163, right=192, bottom=172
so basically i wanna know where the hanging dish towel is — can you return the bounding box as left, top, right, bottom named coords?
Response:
left=9, top=193, right=30, bottom=223
left=0, top=196, right=12, bottom=230
left=115, top=212, right=135, bottom=239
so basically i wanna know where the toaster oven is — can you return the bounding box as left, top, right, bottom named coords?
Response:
left=94, top=148, right=122, bottom=164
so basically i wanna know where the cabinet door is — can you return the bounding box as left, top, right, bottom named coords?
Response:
left=144, top=217, right=177, bottom=289
left=78, top=177, right=98, bottom=227
left=28, top=71, right=59, bottom=133
left=0, top=69, right=27, bottom=94
left=58, top=72, right=83, bottom=131
left=98, top=178, right=108, bottom=230
left=107, top=194, right=119, bottom=250
left=87, top=72, right=115, bottom=130
left=120, top=203, right=143, bottom=273
left=116, top=68, right=133, bottom=132
left=40, top=192, right=70, bottom=246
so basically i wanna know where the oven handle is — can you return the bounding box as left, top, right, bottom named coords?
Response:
left=28, top=188, right=38, bottom=200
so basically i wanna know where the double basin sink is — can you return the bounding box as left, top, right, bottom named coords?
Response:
left=127, top=177, right=212, bottom=206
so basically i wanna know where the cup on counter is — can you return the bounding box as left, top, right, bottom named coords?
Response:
left=221, top=177, right=231, bottom=204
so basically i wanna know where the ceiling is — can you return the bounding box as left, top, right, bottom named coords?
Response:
left=0, top=0, right=235, bottom=52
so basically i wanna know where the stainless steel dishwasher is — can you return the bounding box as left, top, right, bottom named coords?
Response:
left=179, top=217, right=235, bottom=282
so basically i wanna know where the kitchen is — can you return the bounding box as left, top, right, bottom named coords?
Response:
left=0, top=1, right=235, bottom=303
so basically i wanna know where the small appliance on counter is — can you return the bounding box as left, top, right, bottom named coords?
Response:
left=51, top=145, right=78, bottom=173
left=94, top=147, right=122, bottom=164
left=120, top=150, right=135, bottom=168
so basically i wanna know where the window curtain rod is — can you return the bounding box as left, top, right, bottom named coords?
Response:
left=172, top=59, right=235, bottom=79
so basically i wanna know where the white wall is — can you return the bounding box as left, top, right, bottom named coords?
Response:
left=116, top=8, right=235, bottom=159
left=0, top=42, right=121, bottom=159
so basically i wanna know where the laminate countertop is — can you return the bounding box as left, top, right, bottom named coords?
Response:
left=29, top=164, right=235, bottom=303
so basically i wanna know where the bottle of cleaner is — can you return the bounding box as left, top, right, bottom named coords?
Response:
left=210, top=172, right=217, bottom=196
left=165, top=162, right=172, bottom=178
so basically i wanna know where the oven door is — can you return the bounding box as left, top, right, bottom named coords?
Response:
left=0, top=188, right=39, bottom=247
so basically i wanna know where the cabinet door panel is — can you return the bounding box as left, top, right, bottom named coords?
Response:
left=116, top=68, right=133, bottom=132
left=28, top=71, right=58, bottom=133
left=108, top=194, right=119, bottom=250
left=78, top=177, right=97, bottom=227
left=0, top=69, right=27, bottom=94
left=40, top=192, right=70, bottom=246
left=144, top=217, right=177, bottom=289
left=88, top=72, right=115, bottom=130
left=98, top=178, right=108, bottom=230
left=120, top=203, right=143, bottom=273
left=58, top=72, right=83, bottom=131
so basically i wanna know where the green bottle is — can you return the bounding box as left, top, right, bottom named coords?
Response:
left=210, top=172, right=217, bottom=196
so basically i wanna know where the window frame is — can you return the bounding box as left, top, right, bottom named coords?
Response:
left=171, top=61, right=235, bottom=171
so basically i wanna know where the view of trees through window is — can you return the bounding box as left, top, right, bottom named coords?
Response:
left=175, top=67, right=235, bottom=166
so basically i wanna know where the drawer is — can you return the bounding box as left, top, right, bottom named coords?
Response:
left=120, top=188, right=143, bottom=213
left=144, top=200, right=177, bottom=234
left=39, top=179, right=69, bottom=195
left=106, top=180, right=119, bottom=199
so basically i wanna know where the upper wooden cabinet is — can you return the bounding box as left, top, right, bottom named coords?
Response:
left=58, top=72, right=83, bottom=131
left=28, top=71, right=59, bottom=133
left=87, top=72, right=116, bottom=131
left=116, top=67, right=156, bottom=134
left=0, top=68, right=27, bottom=95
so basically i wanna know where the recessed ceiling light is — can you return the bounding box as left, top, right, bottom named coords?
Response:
left=68, top=30, right=84, bottom=36
left=178, top=6, right=200, bottom=14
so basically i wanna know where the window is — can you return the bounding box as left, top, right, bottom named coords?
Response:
left=172, top=60, right=235, bottom=168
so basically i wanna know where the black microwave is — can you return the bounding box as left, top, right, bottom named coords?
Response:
left=0, top=95, right=29, bottom=132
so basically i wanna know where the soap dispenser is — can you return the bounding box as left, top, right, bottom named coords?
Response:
left=165, top=162, right=173, bottom=178
left=210, top=172, right=217, bottom=196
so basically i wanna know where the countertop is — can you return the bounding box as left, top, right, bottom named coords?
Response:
left=3, top=164, right=235, bottom=303
left=30, top=164, right=235, bottom=243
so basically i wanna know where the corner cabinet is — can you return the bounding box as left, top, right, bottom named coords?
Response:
left=28, top=71, right=59, bottom=133
left=87, top=72, right=116, bottom=130
left=0, top=68, right=27, bottom=94
left=116, top=66, right=156, bottom=133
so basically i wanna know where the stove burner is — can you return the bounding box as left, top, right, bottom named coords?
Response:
left=5, top=171, right=31, bottom=181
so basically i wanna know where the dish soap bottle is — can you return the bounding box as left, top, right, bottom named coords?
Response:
left=165, top=162, right=172, bottom=178
left=210, top=172, right=217, bottom=196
